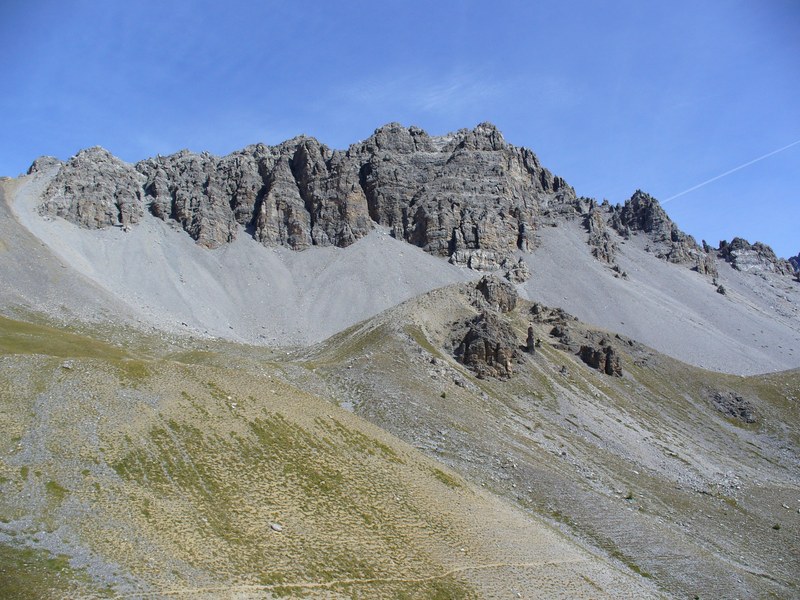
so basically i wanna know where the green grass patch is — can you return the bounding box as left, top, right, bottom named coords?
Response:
left=0, top=543, right=109, bottom=599
left=45, top=480, right=68, bottom=503
left=430, top=467, right=463, bottom=489
left=0, top=315, right=130, bottom=361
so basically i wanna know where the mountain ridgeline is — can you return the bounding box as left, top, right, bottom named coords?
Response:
left=31, top=122, right=795, bottom=282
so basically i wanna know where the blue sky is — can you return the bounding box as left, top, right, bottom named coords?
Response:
left=2, top=0, right=798, bottom=257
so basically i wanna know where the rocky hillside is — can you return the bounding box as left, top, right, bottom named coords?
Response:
left=298, top=279, right=800, bottom=599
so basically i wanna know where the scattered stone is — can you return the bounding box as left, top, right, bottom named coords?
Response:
left=270, top=523, right=283, bottom=532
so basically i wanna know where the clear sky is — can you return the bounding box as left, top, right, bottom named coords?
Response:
left=1, top=0, right=798, bottom=257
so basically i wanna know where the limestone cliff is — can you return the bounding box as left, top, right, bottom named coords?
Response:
left=33, top=123, right=575, bottom=279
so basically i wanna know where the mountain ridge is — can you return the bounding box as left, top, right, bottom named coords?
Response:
left=31, top=122, right=796, bottom=285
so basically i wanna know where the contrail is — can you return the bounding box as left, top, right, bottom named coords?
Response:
left=663, top=138, right=800, bottom=203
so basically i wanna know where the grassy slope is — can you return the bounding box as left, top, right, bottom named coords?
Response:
left=0, top=315, right=655, bottom=599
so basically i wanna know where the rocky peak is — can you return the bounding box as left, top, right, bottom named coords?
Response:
left=789, top=252, right=799, bottom=273
left=610, top=190, right=716, bottom=277
left=455, top=122, right=507, bottom=151
left=363, top=123, right=434, bottom=153
left=611, top=190, right=674, bottom=240
left=39, top=147, right=144, bottom=229
left=27, top=156, right=62, bottom=175
left=718, top=238, right=794, bottom=277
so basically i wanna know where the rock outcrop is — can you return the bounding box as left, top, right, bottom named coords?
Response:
left=454, top=311, right=520, bottom=379
left=530, top=303, right=625, bottom=376
left=704, top=389, right=757, bottom=424
left=610, top=190, right=717, bottom=277
left=578, top=341, right=623, bottom=377
left=27, top=156, right=62, bottom=175
left=789, top=252, right=799, bottom=273
left=32, top=123, right=576, bottom=277
left=476, top=275, right=518, bottom=313
left=583, top=201, right=618, bottom=264
left=717, top=238, right=794, bottom=277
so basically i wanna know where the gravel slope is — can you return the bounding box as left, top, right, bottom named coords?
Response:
left=6, top=171, right=474, bottom=345
left=520, top=220, right=800, bottom=375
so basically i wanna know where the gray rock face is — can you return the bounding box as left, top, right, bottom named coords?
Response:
left=360, top=122, right=571, bottom=270
left=583, top=201, right=617, bottom=264
left=27, top=156, right=62, bottom=175
left=32, top=123, right=574, bottom=278
left=39, top=147, right=144, bottom=229
left=718, top=238, right=794, bottom=276
left=610, top=190, right=717, bottom=277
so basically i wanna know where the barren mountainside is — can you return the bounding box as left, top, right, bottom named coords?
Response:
left=1, top=122, right=799, bottom=599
